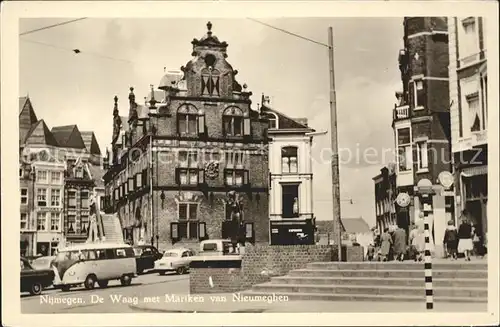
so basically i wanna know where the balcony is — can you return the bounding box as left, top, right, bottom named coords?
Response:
left=393, top=105, right=410, bottom=120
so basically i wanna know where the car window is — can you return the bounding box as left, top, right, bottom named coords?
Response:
left=115, top=249, right=127, bottom=258
left=181, top=251, right=189, bottom=257
left=96, top=249, right=106, bottom=260
left=133, top=248, right=142, bottom=256
left=202, top=243, right=217, bottom=251
left=143, top=248, right=153, bottom=255
left=162, top=251, right=179, bottom=258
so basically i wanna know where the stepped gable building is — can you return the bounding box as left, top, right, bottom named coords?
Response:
left=372, top=164, right=397, bottom=233
left=19, top=96, right=104, bottom=254
left=448, top=17, right=488, bottom=246
left=103, top=22, right=270, bottom=250
left=392, top=17, right=454, bottom=256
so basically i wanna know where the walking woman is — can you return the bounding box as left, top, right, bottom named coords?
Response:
left=457, top=210, right=473, bottom=261
left=380, top=228, right=393, bottom=262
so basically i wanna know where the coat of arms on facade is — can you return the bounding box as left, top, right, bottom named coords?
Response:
left=205, top=161, right=219, bottom=179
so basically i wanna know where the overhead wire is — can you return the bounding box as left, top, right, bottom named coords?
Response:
left=246, top=17, right=330, bottom=49
left=19, top=18, right=88, bottom=36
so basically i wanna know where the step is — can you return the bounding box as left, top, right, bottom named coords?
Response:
left=271, top=276, right=488, bottom=288
left=240, top=290, right=487, bottom=303
left=251, top=283, right=488, bottom=298
left=289, top=269, right=488, bottom=279
left=307, top=262, right=488, bottom=271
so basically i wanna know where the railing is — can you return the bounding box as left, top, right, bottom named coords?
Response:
left=394, top=105, right=410, bottom=120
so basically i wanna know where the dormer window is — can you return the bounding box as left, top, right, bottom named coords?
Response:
left=268, top=112, right=278, bottom=129
left=177, top=104, right=198, bottom=136
left=223, top=106, right=243, bottom=137
left=76, top=167, right=83, bottom=178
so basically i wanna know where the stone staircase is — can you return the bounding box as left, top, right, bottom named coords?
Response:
left=242, top=261, right=487, bottom=303
left=101, top=214, right=124, bottom=243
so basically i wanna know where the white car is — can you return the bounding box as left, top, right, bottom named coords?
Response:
left=154, top=248, right=195, bottom=275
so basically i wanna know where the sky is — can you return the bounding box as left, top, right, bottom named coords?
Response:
left=20, top=18, right=404, bottom=227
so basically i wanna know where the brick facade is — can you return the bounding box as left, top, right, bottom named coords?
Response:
left=103, top=22, right=270, bottom=248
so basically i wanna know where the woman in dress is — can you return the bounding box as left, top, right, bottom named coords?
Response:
left=380, top=228, right=393, bottom=262
left=457, top=211, right=473, bottom=261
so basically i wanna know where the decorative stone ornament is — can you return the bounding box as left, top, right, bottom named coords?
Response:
left=438, top=171, right=454, bottom=189
left=205, top=161, right=219, bottom=179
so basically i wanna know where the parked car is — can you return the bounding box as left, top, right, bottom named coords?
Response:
left=31, top=256, right=56, bottom=270
left=133, top=245, right=162, bottom=274
left=21, top=257, right=55, bottom=296
left=154, top=248, right=195, bottom=275
left=199, top=239, right=233, bottom=255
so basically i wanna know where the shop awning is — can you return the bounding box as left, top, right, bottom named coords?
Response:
left=461, top=166, right=488, bottom=178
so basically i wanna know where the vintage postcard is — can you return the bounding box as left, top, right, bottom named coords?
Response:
left=1, top=1, right=498, bottom=326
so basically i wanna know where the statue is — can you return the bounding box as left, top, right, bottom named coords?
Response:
left=225, top=191, right=244, bottom=254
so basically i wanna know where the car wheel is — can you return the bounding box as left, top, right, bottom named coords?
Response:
left=176, top=267, right=186, bottom=275
left=98, top=280, right=109, bottom=288
left=120, top=275, right=132, bottom=286
left=30, top=282, right=43, bottom=295
left=84, top=275, right=96, bottom=290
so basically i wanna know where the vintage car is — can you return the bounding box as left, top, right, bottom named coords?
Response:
left=199, top=239, right=233, bottom=255
left=31, top=256, right=56, bottom=270
left=20, top=257, right=55, bottom=295
left=133, top=245, right=162, bottom=274
left=154, top=248, right=195, bottom=275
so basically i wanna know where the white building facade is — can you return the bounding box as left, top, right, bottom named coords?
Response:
left=448, top=17, right=488, bottom=244
left=261, top=97, right=316, bottom=245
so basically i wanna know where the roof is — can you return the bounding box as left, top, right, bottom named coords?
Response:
left=51, top=125, right=86, bottom=149
left=24, top=120, right=59, bottom=147
left=261, top=104, right=314, bottom=131
left=341, top=218, right=371, bottom=234
left=88, top=164, right=105, bottom=187
left=58, top=242, right=131, bottom=252
left=80, top=131, right=102, bottom=155
left=19, top=96, right=39, bottom=144
left=119, top=116, right=130, bottom=132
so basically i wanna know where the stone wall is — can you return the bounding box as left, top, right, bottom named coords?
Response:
left=190, top=244, right=365, bottom=294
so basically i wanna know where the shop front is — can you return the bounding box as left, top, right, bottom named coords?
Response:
left=460, top=165, right=488, bottom=246
left=20, top=232, right=35, bottom=257
left=35, top=232, right=63, bottom=256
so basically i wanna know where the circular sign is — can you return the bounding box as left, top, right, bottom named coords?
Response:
left=396, top=192, right=411, bottom=208
left=205, top=161, right=219, bottom=180
left=438, top=171, right=454, bottom=189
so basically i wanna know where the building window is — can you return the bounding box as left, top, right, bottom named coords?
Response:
left=178, top=203, right=199, bottom=239
left=67, top=214, right=76, bottom=234
left=50, top=189, right=61, bottom=207
left=21, top=188, right=28, bottom=205
left=201, top=67, right=220, bottom=96
left=268, top=113, right=278, bottom=129
left=412, top=79, right=424, bottom=109
left=51, top=171, right=61, bottom=184
left=76, top=167, right=83, bottom=178
left=397, top=127, right=412, bottom=172
left=37, top=188, right=47, bottom=207
left=416, top=141, right=429, bottom=171
left=68, top=190, right=77, bottom=209
left=176, top=151, right=198, bottom=185
left=21, top=213, right=28, bottom=230
left=37, top=170, right=47, bottom=183
left=282, top=184, right=299, bottom=218
left=224, top=169, right=245, bottom=186
left=481, top=73, right=488, bottom=129
left=281, top=146, right=298, bottom=173
left=459, top=17, right=480, bottom=66
left=80, top=214, right=89, bottom=233
left=466, top=93, right=482, bottom=132
left=81, top=190, right=89, bottom=209
left=223, top=107, right=244, bottom=137
left=50, top=213, right=60, bottom=231
left=19, top=168, right=23, bottom=177
left=37, top=212, right=47, bottom=231
left=177, top=104, right=198, bottom=136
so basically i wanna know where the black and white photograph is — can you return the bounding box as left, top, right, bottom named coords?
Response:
left=1, top=1, right=498, bottom=326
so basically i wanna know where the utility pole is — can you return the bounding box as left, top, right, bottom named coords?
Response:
left=328, top=27, right=342, bottom=261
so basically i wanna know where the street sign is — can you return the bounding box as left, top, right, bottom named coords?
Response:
left=438, top=171, right=454, bottom=189
left=396, top=192, right=411, bottom=208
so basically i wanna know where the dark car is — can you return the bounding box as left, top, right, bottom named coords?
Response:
left=20, top=257, right=55, bottom=295
left=133, top=245, right=162, bottom=274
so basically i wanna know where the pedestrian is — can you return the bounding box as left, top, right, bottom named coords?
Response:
left=411, top=218, right=425, bottom=262
left=380, top=228, right=392, bottom=262
left=457, top=211, right=473, bottom=261
left=443, top=220, right=458, bottom=260
left=393, top=225, right=407, bottom=262
left=471, top=224, right=483, bottom=257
